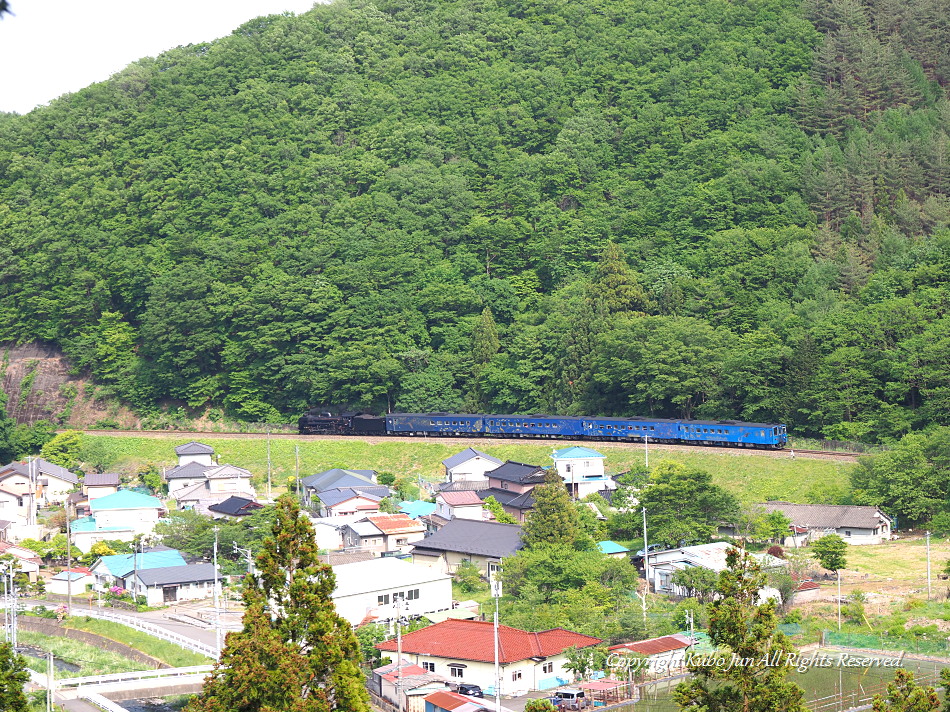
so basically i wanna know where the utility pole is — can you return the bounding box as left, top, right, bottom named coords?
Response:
left=492, top=575, right=502, bottom=712
left=233, top=543, right=254, bottom=576
left=295, top=445, right=301, bottom=498
left=8, top=568, right=16, bottom=649
left=266, top=431, right=272, bottom=500
left=927, top=531, right=932, bottom=601
left=395, top=593, right=404, bottom=712
left=46, top=651, right=53, bottom=712
left=837, top=569, right=842, bottom=632
left=65, top=510, right=72, bottom=616
left=213, top=526, right=222, bottom=657
left=644, top=434, right=649, bottom=469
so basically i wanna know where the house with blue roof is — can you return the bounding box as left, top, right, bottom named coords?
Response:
left=597, top=541, right=631, bottom=559
left=551, top=447, right=615, bottom=499
left=71, top=490, right=166, bottom=554
left=91, top=549, right=188, bottom=591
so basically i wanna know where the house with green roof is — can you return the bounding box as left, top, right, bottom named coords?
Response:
left=71, top=490, right=166, bottom=553
left=551, top=446, right=614, bottom=499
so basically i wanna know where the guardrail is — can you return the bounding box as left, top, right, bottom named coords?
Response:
left=79, top=692, right=132, bottom=712
left=23, top=604, right=219, bottom=659
left=57, top=664, right=215, bottom=688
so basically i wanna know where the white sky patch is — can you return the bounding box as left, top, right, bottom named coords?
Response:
left=0, top=0, right=321, bottom=114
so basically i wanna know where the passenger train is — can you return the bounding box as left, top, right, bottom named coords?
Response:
left=297, top=410, right=788, bottom=449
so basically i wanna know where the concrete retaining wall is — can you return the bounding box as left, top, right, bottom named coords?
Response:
left=13, top=616, right=170, bottom=669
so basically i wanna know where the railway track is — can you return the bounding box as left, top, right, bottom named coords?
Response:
left=74, top=429, right=863, bottom=461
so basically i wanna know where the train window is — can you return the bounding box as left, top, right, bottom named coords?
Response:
left=650, top=426, right=655, bottom=431
left=430, top=421, right=434, bottom=426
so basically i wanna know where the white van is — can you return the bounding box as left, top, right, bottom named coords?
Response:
left=558, top=689, right=588, bottom=710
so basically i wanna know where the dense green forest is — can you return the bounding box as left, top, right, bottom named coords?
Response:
left=0, top=0, right=948, bottom=440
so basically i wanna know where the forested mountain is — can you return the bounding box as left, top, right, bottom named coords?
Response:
left=0, top=0, right=947, bottom=440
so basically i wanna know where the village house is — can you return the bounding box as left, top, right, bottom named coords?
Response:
left=130, top=563, right=219, bottom=607
left=597, top=541, right=630, bottom=559
left=411, top=519, right=524, bottom=578
left=645, top=542, right=786, bottom=600
left=71, top=490, right=166, bottom=554
left=434, top=491, right=486, bottom=522
left=442, top=448, right=503, bottom=484
left=300, top=468, right=379, bottom=510
left=314, top=487, right=389, bottom=518
left=377, top=619, right=602, bottom=696
left=0, top=487, right=37, bottom=542
left=165, top=442, right=256, bottom=506
left=551, top=446, right=615, bottom=499
left=758, top=502, right=894, bottom=546
left=207, top=495, right=265, bottom=520
left=83, top=473, right=120, bottom=501
left=91, top=549, right=188, bottom=592
left=424, top=690, right=518, bottom=712
left=609, top=634, right=695, bottom=676
left=371, top=660, right=449, bottom=712
left=485, top=461, right=546, bottom=494
left=331, top=557, right=453, bottom=625
left=48, top=566, right=95, bottom=595
left=0, top=458, right=79, bottom=506
left=342, top=513, right=425, bottom=555
left=0, top=541, right=41, bottom=583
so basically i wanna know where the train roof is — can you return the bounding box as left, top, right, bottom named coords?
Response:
left=388, top=413, right=784, bottom=428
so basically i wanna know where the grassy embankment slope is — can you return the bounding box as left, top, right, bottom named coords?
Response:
left=86, top=434, right=851, bottom=504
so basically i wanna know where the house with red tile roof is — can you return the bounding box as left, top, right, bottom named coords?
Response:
left=424, top=690, right=517, bottom=712
left=608, top=634, right=694, bottom=675
left=377, top=618, right=601, bottom=696
left=371, top=659, right=449, bottom=712
left=435, top=491, right=486, bottom=522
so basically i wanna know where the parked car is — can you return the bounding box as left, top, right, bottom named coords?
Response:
left=544, top=695, right=565, bottom=710
left=558, top=689, right=588, bottom=710
left=635, top=543, right=664, bottom=557
left=454, top=683, right=484, bottom=698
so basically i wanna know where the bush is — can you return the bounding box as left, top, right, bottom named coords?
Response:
left=767, top=545, right=785, bottom=559
left=929, top=511, right=950, bottom=537
left=453, top=561, right=487, bottom=593
left=782, top=609, right=803, bottom=624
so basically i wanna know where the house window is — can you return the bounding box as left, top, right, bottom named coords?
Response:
left=565, top=464, right=572, bottom=473
left=844, top=530, right=851, bottom=537
left=450, top=666, right=464, bottom=678
left=378, top=594, right=390, bottom=605
left=423, top=662, right=435, bottom=672
left=543, top=662, right=554, bottom=674
left=406, top=589, right=420, bottom=600
left=512, top=671, right=522, bottom=682
left=396, top=538, right=408, bottom=546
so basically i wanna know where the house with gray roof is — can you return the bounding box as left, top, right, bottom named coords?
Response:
left=315, top=486, right=388, bottom=518
left=485, top=461, right=547, bottom=494
left=0, top=457, right=79, bottom=506
left=411, top=519, right=524, bottom=578
left=300, top=468, right=379, bottom=510
left=758, top=502, right=893, bottom=546
left=132, top=562, right=219, bottom=606
left=441, top=448, right=503, bottom=484
left=165, top=440, right=256, bottom=508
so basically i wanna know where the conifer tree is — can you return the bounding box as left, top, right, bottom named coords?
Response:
left=0, top=642, right=28, bottom=712
left=588, top=242, right=651, bottom=316
left=186, top=495, right=370, bottom=712
left=521, top=469, right=593, bottom=550
left=673, top=548, right=807, bottom=712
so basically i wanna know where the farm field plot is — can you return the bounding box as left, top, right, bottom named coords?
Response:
left=84, top=434, right=853, bottom=504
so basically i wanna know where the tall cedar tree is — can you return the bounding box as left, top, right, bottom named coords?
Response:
left=871, top=669, right=942, bottom=712
left=521, top=469, right=592, bottom=550
left=186, top=495, right=370, bottom=712
left=0, top=642, right=29, bottom=712
left=673, top=548, right=807, bottom=712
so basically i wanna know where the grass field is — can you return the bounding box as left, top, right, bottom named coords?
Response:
left=84, top=434, right=854, bottom=503
left=62, top=617, right=212, bottom=667
left=17, top=630, right=145, bottom=677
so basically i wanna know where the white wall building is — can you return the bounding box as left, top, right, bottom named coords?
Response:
left=332, top=557, right=453, bottom=626
left=442, top=449, right=503, bottom=484
left=551, top=447, right=614, bottom=499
